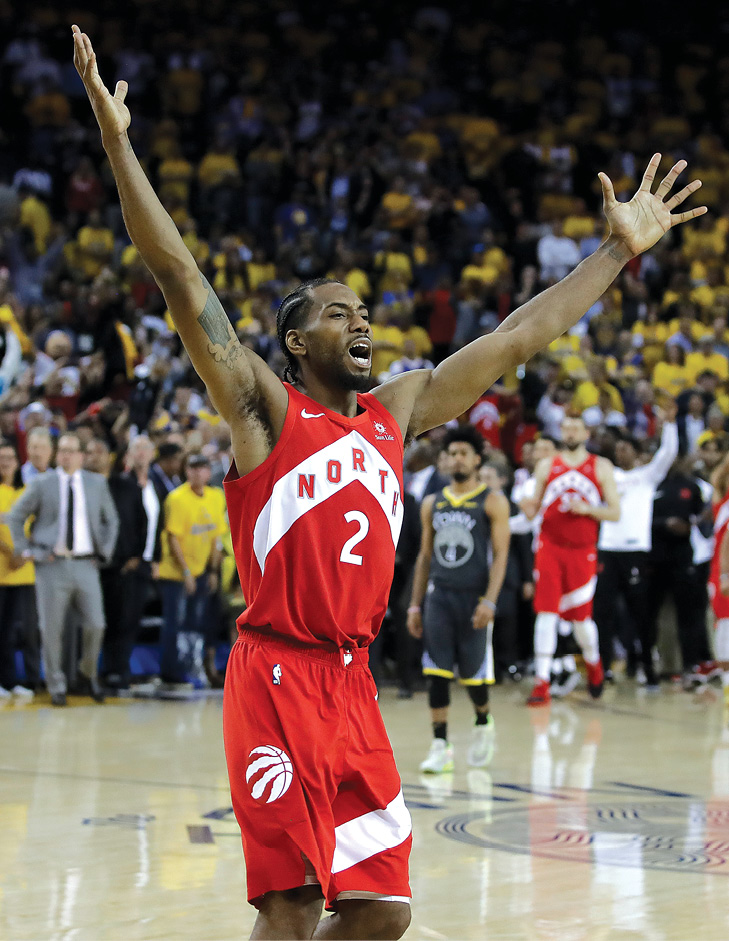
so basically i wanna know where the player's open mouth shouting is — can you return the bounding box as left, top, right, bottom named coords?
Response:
left=347, top=337, right=372, bottom=370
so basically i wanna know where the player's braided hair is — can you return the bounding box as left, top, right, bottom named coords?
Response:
left=276, top=278, right=341, bottom=383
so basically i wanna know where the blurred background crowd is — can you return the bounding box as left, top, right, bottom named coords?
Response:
left=1, top=0, right=728, bottom=699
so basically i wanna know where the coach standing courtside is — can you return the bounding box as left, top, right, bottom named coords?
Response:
left=593, top=401, right=679, bottom=684
left=8, top=432, right=119, bottom=706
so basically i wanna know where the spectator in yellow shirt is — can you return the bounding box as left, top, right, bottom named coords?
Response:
left=0, top=442, right=39, bottom=698
left=246, top=249, right=277, bottom=290
left=652, top=343, right=690, bottom=396
left=19, top=192, right=52, bottom=254
left=75, top=209, right=114, bottom=280
left=370, top=304, right=405, bottom=378
left=572, top=358, right=624, bottom=414
left=158, top=141, right=194, bottom=205
left=198, top=142, right=242, bottom=189
left=380, top=176, right=415, bottom=230
left=157, top=454, right=228, bottom=687
left=374, top=235, right=414, bottom=292
left=685, top=336, right=729, bottom=385
left=400, top=314, right=433, bottom=360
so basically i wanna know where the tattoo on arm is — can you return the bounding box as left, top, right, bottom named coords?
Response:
left=197, top=274, right=243, bottom=370
left=607, top=242, right=629, bottom=263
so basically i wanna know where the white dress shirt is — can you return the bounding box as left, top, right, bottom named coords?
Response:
left=141, top=478, right=160, bottom=563
left=598, top=422, right=679, bottom=553
left=56, top=469, right=93, bottom=556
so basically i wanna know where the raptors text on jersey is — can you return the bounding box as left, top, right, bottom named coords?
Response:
left=539, top=453, right=603, bottom=548
left=224, top=385, right=404, bottom=648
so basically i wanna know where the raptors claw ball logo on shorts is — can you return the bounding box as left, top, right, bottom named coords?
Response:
left=246, top=745, right=294, bottom=803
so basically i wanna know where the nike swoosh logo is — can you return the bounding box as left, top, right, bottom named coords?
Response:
left=301, top=410, right=325, bottom=419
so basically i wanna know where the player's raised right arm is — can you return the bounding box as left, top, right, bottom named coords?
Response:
left=71, top=27, right=286, bottom=459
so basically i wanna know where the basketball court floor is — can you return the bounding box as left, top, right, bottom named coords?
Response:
left=1, top=679, right=728, bottom=940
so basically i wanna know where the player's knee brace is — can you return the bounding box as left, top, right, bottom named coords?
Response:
left=466, top=684, right=489, bottom=708
left=428, top=675, right=451, bottom=709
left=716, top=619, right=729, bottom=662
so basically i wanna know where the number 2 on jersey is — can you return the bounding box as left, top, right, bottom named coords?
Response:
left=340, top=511, right=370, bottom=566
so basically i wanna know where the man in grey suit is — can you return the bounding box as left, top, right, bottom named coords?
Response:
left=8, top=432, right=119, bottom=706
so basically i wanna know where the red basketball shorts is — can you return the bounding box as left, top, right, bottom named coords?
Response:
left=533, top=538, right=598, bottom=620
left=223, top=630, right=412, bottom=911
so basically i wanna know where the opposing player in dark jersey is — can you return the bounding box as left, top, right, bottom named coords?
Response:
left=74, top=25, right=707, bottom=941
left=407, top=427, right=510, bottom=773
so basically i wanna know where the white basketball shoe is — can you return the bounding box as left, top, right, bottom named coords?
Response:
left=420, top=739, right=455, bottom=774
left=467, top=715, right=495, bottom=767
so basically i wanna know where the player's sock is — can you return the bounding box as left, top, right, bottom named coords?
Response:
left=433, top=721, right=447, bottom=740
left=573, top=618, right=600, bottom=665
left=563, top=654, right=577, bottom=673
left=534, top=612, right=559, bottom=681
left=475, top=711, right=490, bottom=726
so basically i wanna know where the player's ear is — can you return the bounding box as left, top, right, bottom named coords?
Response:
left=286, top=329, right=306, bottom=356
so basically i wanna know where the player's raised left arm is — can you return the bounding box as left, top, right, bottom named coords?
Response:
left=400, top=156, right=705, bottom=438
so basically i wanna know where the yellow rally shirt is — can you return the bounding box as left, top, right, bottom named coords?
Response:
left=0, top=485, right=34, bottom=586
left=158, top=483, right=228, bottom=581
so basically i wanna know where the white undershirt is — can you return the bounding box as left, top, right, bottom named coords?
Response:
left=56, top=469, right=93, bottom=555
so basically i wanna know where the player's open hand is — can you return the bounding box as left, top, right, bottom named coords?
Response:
left=656, top=398, right=679, bottom=426
left=72, top=25, right=130, bottom=141
left=600, top=154, right=706, bottom=258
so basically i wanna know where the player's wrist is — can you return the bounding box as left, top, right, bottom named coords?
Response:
left=407, top=604, right=421, bottom=614
left=479, top=598, right=497, bottom=611
left=102, top=131, right=131, bottom=155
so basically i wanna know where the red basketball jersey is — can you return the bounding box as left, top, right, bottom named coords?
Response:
left=710, top=493, right=729, bottom=588
left=224, top=385, right=404, bottom=648
left=539, top=453, right=603, bottom=548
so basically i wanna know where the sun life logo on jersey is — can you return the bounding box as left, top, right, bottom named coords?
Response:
left=246, top=746, right=294, bottom=803
left=373, top=420, right=394, bottom=441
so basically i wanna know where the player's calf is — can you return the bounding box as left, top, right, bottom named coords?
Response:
left=314, top=900, right=411, bottom=940
left=251, top=885, right=324, bottom=940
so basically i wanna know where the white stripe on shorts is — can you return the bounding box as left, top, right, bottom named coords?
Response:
left=558, top=575, right=597, bottom=614
left=331, top=790, right=412, bottom=874
left=335, top=890, right=410, bottom=903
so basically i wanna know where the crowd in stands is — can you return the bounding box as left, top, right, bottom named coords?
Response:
left=1, top=1, right=729, bottom=697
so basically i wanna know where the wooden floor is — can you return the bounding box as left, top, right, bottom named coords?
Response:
left=1, top=676, right=729, bottom=940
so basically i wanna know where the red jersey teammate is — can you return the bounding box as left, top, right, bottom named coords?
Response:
left=710, top=454, right=729, bottom=708
left=523, top=416, right=620, bottom=706
left=73, top=25, right=707, bottom=941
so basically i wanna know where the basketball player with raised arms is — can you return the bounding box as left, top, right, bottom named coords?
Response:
left=523, top=416, right=621, bottom=706
left=73, top=25, right=706, bottom=941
